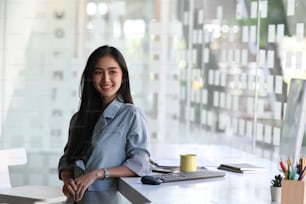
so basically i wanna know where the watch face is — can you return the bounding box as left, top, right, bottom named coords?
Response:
left=104, top=168, right=110, bottom=178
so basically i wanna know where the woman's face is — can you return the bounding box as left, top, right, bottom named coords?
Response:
left=92, top=55, right=123, bottom=105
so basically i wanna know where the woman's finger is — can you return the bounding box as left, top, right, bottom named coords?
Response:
left=75, top=183, right=86, bottom=201
left=63, top=183, right=76, bottom=200
left=68, top=179, right=77, bottom=191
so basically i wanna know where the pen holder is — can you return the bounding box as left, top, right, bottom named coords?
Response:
left=281, top=180, right=306, bottom=204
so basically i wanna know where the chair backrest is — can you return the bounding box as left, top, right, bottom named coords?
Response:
left=0, top=148, right=27, bottom=189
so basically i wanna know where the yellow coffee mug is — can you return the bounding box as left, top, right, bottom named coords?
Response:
left=180, top=154, right=197, bottom=172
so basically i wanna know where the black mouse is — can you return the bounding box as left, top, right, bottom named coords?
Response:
left=141, top=175, right=163, bottom=185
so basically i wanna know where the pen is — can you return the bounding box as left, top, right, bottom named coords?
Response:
left=291, top=166, right=297, bottom=180
left=286, top=158, right=291, bottom=167
left=286, top=160, right=291, bottom=180
left=298, top=166, right=306, bottom=181
left=287, top=168, right=291, bottom=180
left=300, top=172, right=306, bottom=181
left=280, top=160, right=287, bottom=174
left=150, top=159, right=159, bottom=167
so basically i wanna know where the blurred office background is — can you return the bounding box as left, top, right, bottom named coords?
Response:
left=0, top=0, right=305, bottom=187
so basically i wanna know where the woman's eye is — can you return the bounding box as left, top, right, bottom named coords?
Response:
left=94, top=70, right=102, bottom=75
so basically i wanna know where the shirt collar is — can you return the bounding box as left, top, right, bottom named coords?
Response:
left=103, top=98, right=123, bottom=119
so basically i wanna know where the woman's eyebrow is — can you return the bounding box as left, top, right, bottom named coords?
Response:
left=107, top=66, right=119, bottom=70
left=94, top=66, right=119, bottom=70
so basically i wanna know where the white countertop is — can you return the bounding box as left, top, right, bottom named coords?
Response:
left=0, top=144, right=281, bottom=204
left=119, top=144, right=280, bottom=204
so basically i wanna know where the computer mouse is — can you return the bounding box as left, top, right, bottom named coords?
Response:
left=141, top=175, right=163, bottom=185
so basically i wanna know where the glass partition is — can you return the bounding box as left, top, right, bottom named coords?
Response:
left=0, top=0, right=305, bottom=186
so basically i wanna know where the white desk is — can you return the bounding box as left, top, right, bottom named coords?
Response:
left=0, top=185, right=66, bottom=204
left=119, top=144, right=280, bottom=204
left=0, top=144, right=281, bottom=204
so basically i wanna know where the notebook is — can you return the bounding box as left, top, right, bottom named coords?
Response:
left=217, top=163, right=267, bottom=173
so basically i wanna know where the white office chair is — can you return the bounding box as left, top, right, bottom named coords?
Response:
left=0, top=148, right=27, bottom=189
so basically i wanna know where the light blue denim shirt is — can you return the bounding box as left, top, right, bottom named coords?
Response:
left=58, top=99, right=151, bottom=191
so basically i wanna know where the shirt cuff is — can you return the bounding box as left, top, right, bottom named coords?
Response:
left=123, top=154, right=152, bottom=176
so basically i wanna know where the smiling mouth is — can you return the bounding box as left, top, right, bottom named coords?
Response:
left=101, top=84, right=112, bottom=88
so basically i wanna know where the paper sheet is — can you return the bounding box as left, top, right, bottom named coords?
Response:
left=152, top=157, right=218, bottom=168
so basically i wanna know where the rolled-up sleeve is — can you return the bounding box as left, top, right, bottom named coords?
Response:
left=58, top=157, right=72, bottom=180
left=123, top=108, right=152, bottom=176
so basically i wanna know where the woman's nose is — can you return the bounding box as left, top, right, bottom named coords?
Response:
left=102, top=73, right=110, bottom=82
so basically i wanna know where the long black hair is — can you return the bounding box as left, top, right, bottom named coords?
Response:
left=65, top=45, right=133, bottom=163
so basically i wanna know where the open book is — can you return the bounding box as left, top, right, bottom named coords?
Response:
left=217, top=163, right=267, bottom=173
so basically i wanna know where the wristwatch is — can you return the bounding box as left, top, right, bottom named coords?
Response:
left=103, top=168, right=110, bottom=179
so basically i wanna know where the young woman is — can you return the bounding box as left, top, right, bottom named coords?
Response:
left=58, top=45, right=151, bottom=202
